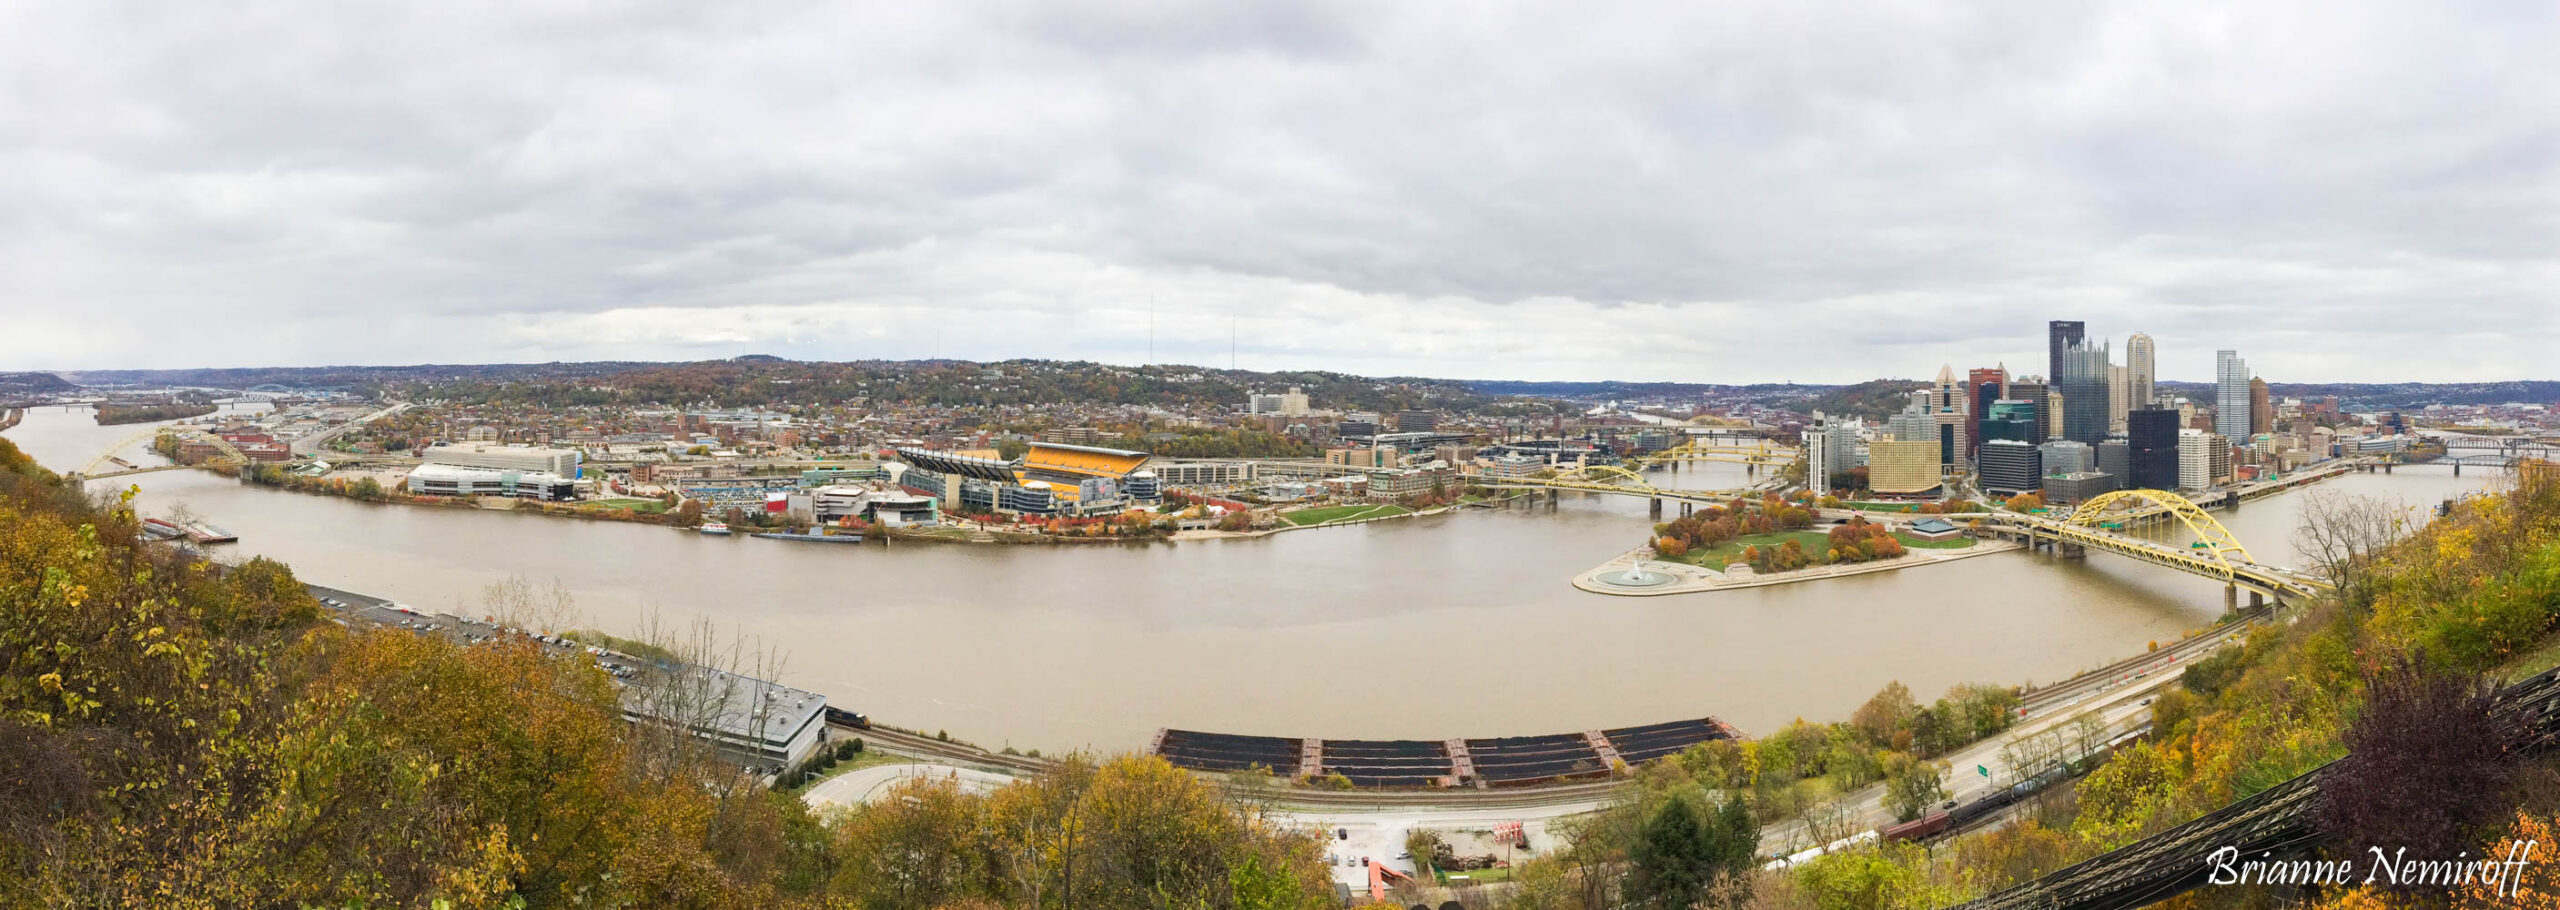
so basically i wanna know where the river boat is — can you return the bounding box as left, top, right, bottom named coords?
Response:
left=752, top=531, right=864, bottom=544
left=698, top=522, right=732, bottom=535
left=141, top=518, right=185, bottom=540
left=184, top=522, right=237, bottom=543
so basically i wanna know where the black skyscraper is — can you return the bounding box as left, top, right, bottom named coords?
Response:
left=2128, top=408, right=2181, bottom=490
left=2058, top=339, right=2111, bottom=445
left=2048, top=320, right=2085, bottom=390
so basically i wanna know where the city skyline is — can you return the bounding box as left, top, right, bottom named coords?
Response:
left=5, top=2, right=2553, bottom=382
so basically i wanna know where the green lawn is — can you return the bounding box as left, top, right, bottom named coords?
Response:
left=587, top=497, right=668, bottom=514
left=1670, top=528, right=1974, bottom=567
left=1281, top=503, right=1414, bottom=527
left=1897, top=532, right=1978, bottom=550
left=1675, top=530, right=1834, bottom=567
left=2501, top=633, right=2560, bottom=682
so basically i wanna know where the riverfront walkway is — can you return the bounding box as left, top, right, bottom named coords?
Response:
left=1574, top=539, right=2021, bottom=596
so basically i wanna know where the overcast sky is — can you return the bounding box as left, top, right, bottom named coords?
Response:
left=3, top=2, right=2552, bottom=383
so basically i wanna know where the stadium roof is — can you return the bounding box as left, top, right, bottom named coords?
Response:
left=892, top=446, right=1018, bottom=482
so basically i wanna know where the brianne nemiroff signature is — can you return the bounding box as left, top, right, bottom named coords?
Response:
left=2207, top=842, right=2538, bottom=899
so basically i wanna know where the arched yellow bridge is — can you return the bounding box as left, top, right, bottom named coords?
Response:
left=1979, top=488, right=2326, bottom=602
left=71, top=426, right=252, bottom=480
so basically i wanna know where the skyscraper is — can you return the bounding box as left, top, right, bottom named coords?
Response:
left=2128, top=408, right=2182, bottom=490
left=2125, top=333, right=2156, bottom=410
left=1929, top=365, right=1968, bottom=469
left=2008, top=377, right=2049, bottom=443
left=2059, top=338, right=2112, bottom=445
left=2249, top=377, right=2272, bottom=436
left=2108, top=362, right=2131, bottom=434
left=1965, top=366, right=2006, bottom=460
left=1803, top=425, right=1835, bottom=497
left=1978, top=441, right=2042, bottom=496
left=2048, top=321, right=2085, bottom=389
left=2215, top=350, right=2251, bottom=441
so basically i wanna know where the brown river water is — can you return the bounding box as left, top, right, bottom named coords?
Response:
left=4, top=403, right=2493, bottom=753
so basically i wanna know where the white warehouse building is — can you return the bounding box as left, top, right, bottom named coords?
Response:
left=421, top=443, right=584, bottom=476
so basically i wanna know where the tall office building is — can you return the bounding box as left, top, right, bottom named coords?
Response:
left=2038, top=440, right=2093, bottom=475
left=1979, top=400, right=2039, bottom=445
left=2058, top=338, right=2113, bottom=445
left=1803, top=418, right=1864, bottom=497
left=2008, top=378, right=2049, bottom=442
left=1931, top=367, right=1968, bottom=469
left=1965, top=366, right=2006, bottom=459
left=2108, top=363, right=2131, bottom=434
left=2125, top=333, right=2156, bottom=409
left=1978, top=441, right=2043, bottom=496
left=1886, top=408, right=1935, bottom=447
left=1803, top=425, right=1835, bottom=497
left=2249, top=377, right=2273, bottom=436
left=2048, top=321, right=2085, bottom=390
left=2096, top=437, right=2131, bottom=481
left=2128, top=408, right=2182, bottom=490
left=2215, top=350, right=2251, bottom=441
left=2178, top=430, right=2232, bottom=491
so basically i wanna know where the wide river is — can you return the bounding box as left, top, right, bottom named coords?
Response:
left=6, top=404, right=2495, bottom=753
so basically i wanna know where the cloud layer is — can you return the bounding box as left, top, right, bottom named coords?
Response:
left=3, top=1, right=2553, bottom=382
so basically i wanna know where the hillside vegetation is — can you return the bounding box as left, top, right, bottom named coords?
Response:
left=0, top=437, right=1331, bottom=909
left=1803, top=379, right=1927, bottom=423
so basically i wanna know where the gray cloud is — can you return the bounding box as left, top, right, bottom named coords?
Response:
left=1, top=0, right=2553, bottom=382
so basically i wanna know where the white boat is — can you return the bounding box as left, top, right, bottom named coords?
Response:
left=698, top=522, right=731, bottom=535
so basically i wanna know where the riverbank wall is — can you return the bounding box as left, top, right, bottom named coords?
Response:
left=1573, top=539, right=2022, bottom=596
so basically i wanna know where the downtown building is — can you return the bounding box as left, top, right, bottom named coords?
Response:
left=1866, top=439, right=1943, bottom=496
left=1965, top=367, right=2006, bottom=460
left=2038, top=440, right=2094, bottom=476
left=2177, top=429, right=2233, bottom=491
left=2128, top=408, right=2183, bottom=490
left=2057, top=338, right=2113, bottom=445
left=1802, top=418, right=1865, bottom=497
left=1978, top=400, right=2039, bottom=446
left=1977, top=440, right=2043, bottom=496
left=2125, top=332, right=2157, bottom=410
left=2215, top=350, right=2252, bottom=442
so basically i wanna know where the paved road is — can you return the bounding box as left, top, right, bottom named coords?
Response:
left=801, top=763, right=1015, bottom=811
left=293, top=401, right=410, bottom=456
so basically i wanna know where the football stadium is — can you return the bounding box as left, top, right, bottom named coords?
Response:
left=890, top=441, right=1162, bottom=517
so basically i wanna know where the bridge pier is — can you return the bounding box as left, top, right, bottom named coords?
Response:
left=2454, top=462, right=2461, bottom=476
left=2250, top=590, right=2264, bottom=608
left=1679, top=501, right=1692, bottom=518
left=2224, top=584, right=2238, bottom=611
left=1649, top=498, right=1662, bottom=518
left=2058, top=542, right=2084, bottom=560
